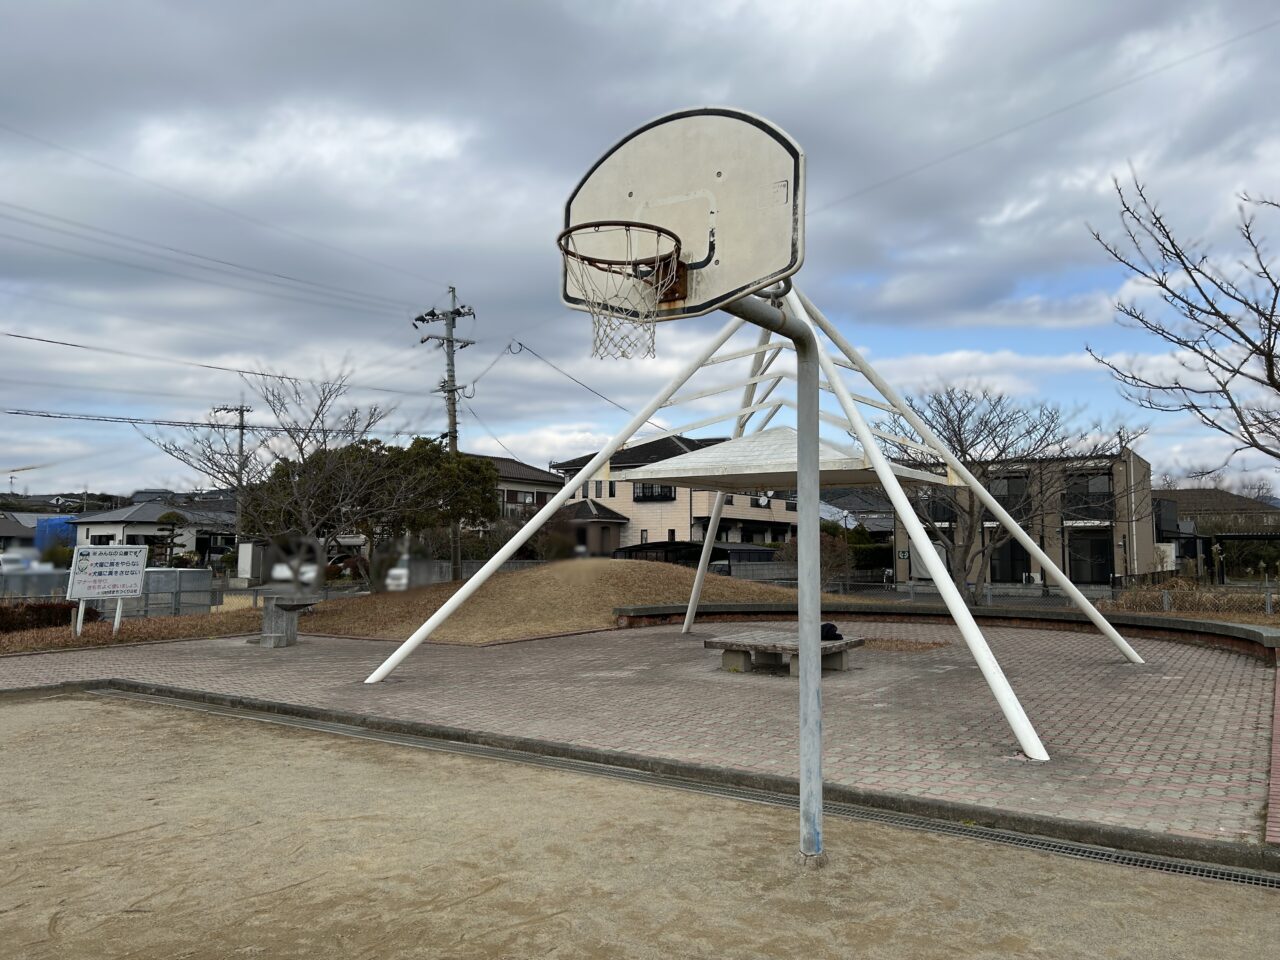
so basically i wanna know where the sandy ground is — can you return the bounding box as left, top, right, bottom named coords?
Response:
left=2, top=695, right=1275, bottom=960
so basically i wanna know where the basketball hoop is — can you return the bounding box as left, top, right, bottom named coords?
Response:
left=557, top=220, right=686, bottom=358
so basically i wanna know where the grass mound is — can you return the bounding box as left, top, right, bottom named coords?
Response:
left=305, top=558, right=817, bottom=644
left=1, top=559, right=818, bottom=654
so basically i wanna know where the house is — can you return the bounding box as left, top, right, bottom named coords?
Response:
left=550, top=435, right=800, bottom=556
left=0, top=512, right=36, bottom=551
left=1155, top=487, right=1280, bottom=579
left=71, top=502, right=235, bottom=564
left=1155, top=487, right=1280, bottom=531
left=466, top=453, right=565, bottom=520
left=892, top=448, right=1157, bottom=586
left=822, top=488, right=895, bottom=541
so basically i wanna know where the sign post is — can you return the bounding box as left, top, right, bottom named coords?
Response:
left=66, top=546, right=148, bottom=638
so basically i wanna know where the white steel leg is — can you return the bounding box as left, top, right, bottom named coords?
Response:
left=799, top=290, right=1143, bottom=665
left=787, top=291, right=1050, bottom=762
left=684, top=328, right=774, bottom=634
left=74, top=599, right=86, bottom=638
left=365, top=315, right=746, bottom=683
left=112, top=597, right=124, bottom=637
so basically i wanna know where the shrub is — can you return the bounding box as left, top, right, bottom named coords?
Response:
left=0, top=601, right=103, bottom=633
left=40, top=545, right=74, bottom=569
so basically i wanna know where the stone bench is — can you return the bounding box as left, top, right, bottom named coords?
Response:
left=703, top=628, right=864, bottom=675
left=254, top=594, right=320, bottom=648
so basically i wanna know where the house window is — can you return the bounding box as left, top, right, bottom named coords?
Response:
left=633, top=483, right=676, bottom=502
left=667, top=529, right=676, bottom=542
left=608, top=481, right=616, bottom=498
left=595, top=480, right=603, bottom=498
left=517, top=491, right=535, bottom=505
left=785, top=500, right=797, bottom=512
left=640, top=529, right=649, bottom=544
left=724, top=495, right=734, bottom=505
left=536, top=492, right=549, bottom=506
left=89, top=535, right=114, bottom=545
left=581, top=482, right=589, bottom=500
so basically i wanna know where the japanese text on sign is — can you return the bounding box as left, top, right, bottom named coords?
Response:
left=66, top=546, right=148, bottom=600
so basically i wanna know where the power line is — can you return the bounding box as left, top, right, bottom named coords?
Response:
left=0, top=286, right=287, bottom=352
left=509, top=339, right=666, bottom=432
left=814, top=14, right=1280, bottom=213
left=461, top=399, right=521, bottom=462
left=3, top=406, right=445, bottom=438
left=0, top=200, right=420, bottom=313
left=0, top=115, right=451, bottom=292
left=0, top=228, right=408, bottom=318
left=1, top=331, right=442, bottom=398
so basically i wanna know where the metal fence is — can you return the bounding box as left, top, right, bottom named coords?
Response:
left=0, top=568, right=220, bottom=618
left=405, top=558, right=546, bottom=588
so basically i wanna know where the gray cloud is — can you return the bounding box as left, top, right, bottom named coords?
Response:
left=2, top=0, right=1278, bottom=491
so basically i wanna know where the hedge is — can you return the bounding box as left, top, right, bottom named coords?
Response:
left=0, top=601, right=103, bottom=633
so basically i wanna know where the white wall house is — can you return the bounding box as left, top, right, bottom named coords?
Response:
left=551, top=436, right=799, bottom=555
left=71, top=502, right=235, bottom=563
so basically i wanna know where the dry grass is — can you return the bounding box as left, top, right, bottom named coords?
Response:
left=0, top=607, right=261, bottom=656
left=302, top=558, right=838, bottom=644
left=1095, top=577, right=1280, bottom=627
left=1, top=560, right=832, bottom=655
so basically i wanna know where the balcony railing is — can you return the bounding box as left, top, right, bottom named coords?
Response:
left=1062, top=492, right=1115, bottom=521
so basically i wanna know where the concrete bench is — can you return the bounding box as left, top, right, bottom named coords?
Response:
left=703, top=628, right=864, bottom=675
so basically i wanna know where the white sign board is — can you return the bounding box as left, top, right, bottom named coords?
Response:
left=66, top=546, right=148, bottom=600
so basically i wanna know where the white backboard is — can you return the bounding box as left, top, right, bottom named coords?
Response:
left=563, top=107, right=805, bottom=320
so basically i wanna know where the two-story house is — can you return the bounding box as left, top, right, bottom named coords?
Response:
left=467, top=453, right=566, bottom=520
left=892, top=448, right=1156, bottom=586
left=550, top=436, right=800, bottom=556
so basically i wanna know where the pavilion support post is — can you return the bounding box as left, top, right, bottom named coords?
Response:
left=797, top=290, right=1142, bottom=665
left=684, top=328, right=775, bottom=634
left=365, top=315, right=746, bottom=684
left=787, top=290, right=1050, bottom=762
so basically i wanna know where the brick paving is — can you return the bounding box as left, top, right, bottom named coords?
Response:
left=1, top=620, right=1274, bottom=844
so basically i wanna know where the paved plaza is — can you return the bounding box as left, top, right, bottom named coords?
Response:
left=2, top=619, right=1275, bottom=847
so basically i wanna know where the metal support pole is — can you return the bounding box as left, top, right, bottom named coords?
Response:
left=792, top=312, right=825, bottom=862
left=366, top=315, right=746, bottom=683
left=112, top=597, right=124, bottom=637
left=788, top=290, right=1050, bottom=762
left=720, top=295, right=826, bottom=862
left=684, top=327, right=775, bottom=633
left=798, top=290, right=1143, bottom=665
left=74, top=599, right=85, bottom=638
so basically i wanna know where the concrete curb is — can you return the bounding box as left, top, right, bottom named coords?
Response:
left=614, top=603, right=1280, bottom=665
left=18, top=677, right=1278, bottom=875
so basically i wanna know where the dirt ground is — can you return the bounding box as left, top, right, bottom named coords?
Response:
left=2, top=695, right=1275, bottom=960
left=1, top=560, right=842, bottom=654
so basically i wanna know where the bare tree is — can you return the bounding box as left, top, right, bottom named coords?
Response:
left=148, top=370, right=395, bottom=556
left=1088, top=176, right=1280, bottom=471
left=876, top=387, right=1145, bottom=592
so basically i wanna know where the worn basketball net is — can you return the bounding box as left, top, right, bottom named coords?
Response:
left=557, top=220, right=685, bottom=358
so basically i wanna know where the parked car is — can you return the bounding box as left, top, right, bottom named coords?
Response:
left=270, top=562, right=319, bottom=585
left=385, top=567, right=409, bottom=592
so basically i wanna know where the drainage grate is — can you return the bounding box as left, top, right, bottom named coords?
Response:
left=89, top=688, right=1280, bottom=890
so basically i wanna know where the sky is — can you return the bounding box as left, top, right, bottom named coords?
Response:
left=2, top=0, right=1279, bottom=497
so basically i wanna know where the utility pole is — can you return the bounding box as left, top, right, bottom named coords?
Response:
left=413, top=287, right=475, bottom=581
left=214, top=403, right=252, bottom=546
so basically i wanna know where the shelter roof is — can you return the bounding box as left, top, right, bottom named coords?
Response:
left=551, top=435, right=726, bottom=474
left=622, top=427, right=941, bottom=492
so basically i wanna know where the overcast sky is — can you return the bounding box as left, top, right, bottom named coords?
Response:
left=2, top=0, right=1278, bottom=497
